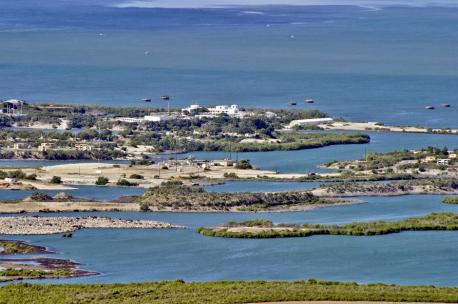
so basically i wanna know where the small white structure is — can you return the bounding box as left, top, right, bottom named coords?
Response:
left=208, top=105, right=240, bottom=116
left=264, top=111, right=278, bottom=119
left=115, top=117, right=144, bottom=123
left=182, top=104, right=202, bottom=113
left=4, top=178, right=16, bottom=183
left=437, top=159, right=451, bottom=166
left=144, top=114, right=176, bottom=122
left=287, top=118, right=334, bottom=128
left=211, top=159, right=236, bottom=167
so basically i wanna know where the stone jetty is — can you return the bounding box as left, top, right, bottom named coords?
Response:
left=0, top=216, right=183, bottom=235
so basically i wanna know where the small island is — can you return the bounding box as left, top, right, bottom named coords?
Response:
left=136, top=181, right=356, bottom=212
left=197, top=212, right=458, bottom=238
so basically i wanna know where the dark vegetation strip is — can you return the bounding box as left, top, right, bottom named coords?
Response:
left=197, top=212, right=458, bottom=238
left=443, top=197, right=458, bottom=204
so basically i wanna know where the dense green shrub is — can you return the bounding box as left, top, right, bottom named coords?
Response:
left=50, top=176, right=62, bottom=184
left=95, top=176, right=109, bottom=186
left=116, top=179, right=138, bottom=187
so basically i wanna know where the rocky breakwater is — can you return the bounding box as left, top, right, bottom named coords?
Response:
left=0, top=216, right=183, bottom=235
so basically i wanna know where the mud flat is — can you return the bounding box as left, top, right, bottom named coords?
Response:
left=0, top=216, right=182, bottom=235
left=0, top=258, right=97, bottom=282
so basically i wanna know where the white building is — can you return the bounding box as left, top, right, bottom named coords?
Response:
left=287, top=118, right=334, bottom=128
left=208, top=105, right=240, bottom=116
left=144, top=114, right=176, bottom=122
left=115, top=117, right=144, bottom=123
left=437, top=159, right=451, bottom=166
left=182, top=104, right=202, bottom=113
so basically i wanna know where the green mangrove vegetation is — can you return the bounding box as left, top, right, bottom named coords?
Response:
left=443, top=196, right=458, bottom=204
left=3, top=280, right=458, bottom=304
left=197, top=212, right=458, bottom=238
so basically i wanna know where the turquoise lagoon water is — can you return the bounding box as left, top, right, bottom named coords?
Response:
left=6, top=194, right=458, bottom=286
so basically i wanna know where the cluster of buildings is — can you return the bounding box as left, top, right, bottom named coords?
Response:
left=182, top=104, right=248, bottom=118
left=5, top=138, right=94, bottom=152
left=159, top=157, right=238, bottom=172
left=115, top=104, right=254, bottom=124
left=422, top=152, right=457, bottom=166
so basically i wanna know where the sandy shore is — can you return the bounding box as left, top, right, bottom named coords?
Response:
left=32, top=162, right=315, bottom=187
left=319, top=121, right=458, bottom=134
left=0, top=216, right=182, bottom=234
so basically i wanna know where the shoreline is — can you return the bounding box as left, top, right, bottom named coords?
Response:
left=318, top=121, right=458, bottom=135
left=0, top=199, right=365, bottom=214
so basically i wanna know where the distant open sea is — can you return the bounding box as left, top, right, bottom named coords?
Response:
left=0, top=0, right=457, bottom=127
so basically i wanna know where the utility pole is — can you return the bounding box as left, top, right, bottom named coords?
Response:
left=229, top=142, right=232, bottom=160
left=175, top=138, right=178, bottom=172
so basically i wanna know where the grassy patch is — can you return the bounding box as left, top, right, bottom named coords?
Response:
left=443, top=197, right=458, bottom=204
left=2, top=280, right=458, bottom=303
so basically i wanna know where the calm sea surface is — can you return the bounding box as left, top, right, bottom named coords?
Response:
left=1, top=1, right=457, bottom=127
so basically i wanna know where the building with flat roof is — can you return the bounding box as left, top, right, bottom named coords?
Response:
left=144, top=114, right=176, bottom=122
left=287, top=117, right=334, bottom=128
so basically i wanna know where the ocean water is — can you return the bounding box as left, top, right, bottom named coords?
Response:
left=1, top=1, right=457, bottom=127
